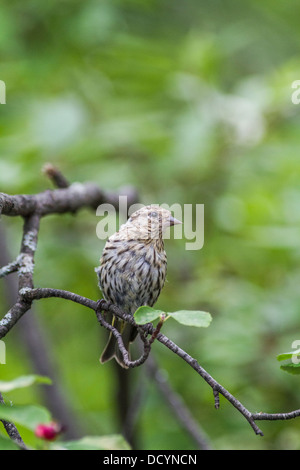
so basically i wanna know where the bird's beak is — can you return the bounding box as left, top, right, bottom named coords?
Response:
left=169, top=215, right=182, bottom=226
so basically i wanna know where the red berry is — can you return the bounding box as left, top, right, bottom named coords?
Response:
left=35, top=422, right=61, bottom=440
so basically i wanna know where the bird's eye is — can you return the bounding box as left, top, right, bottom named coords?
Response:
left=149, top=211, right=158, bottom=218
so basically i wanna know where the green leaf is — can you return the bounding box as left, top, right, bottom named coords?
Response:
left=0, top=404, right=51, bottom=431
left=51, top=434, right=131, bottom=450
left=0, top=435, right=21, bottom=450
left=168, top=310, right=212, bottom=328
left=277, top=349, right=300, bottom=362
left=134, top=306, right=165, bottom=324
left=0, top=375, right=52, bottom=393
left=134, top=306, right=212, bottom=328
left=280, top=363, right=300, bottom=375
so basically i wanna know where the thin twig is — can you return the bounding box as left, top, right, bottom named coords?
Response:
left=1, top=170, right=300, bottom=443
left=7, top=286, right=300, bottom=437
left=0, top=183, right=138, bottom=217
left=213, top=387, right=220, bottom=410
left=43, top=163, right=70, bottom=189
left=95, top=301, right=151, bottom=368
left=0, top=221, right=83, bottom=440
left=253, top=409, right=300, bottom=421
left=0, top=173, right=139, bottom=448
left=0, top=258, right=20, bottom=278
left=149, top=314, right=165, bottom=344
left=0, top=392, right=27, bottom=449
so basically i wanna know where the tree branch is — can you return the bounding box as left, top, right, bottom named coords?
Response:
left=1, top=166, right=300, bottom=444
left=95, top=301, right=152, bottom=368
left=0, top=181, right=138, bottom=218
left=0, top=257, right=20, bottom=278
left=0, top=392, right=27, bottom=450
left=0, top=220, right=83, bottom=440
left=5, top=285, right=299, bottom=437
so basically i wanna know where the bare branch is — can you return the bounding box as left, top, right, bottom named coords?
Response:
left=253, top=409, right=300, bottom=421
left=0, top=182, right=138, bottom=217
left=0, top=221, right=83, bottom=441
left=1, top=167, right=300, bottom=445
left=43, top=163, right=70, bottom=189
left=0, top=170, right=141, bottom=448
left=7, top=286, right=300, bottom=437
left=96, top=302, right=151, bottom=368
left=0, top=392, right=27, bottom=450
left=0, top=258, right=20, bottom=278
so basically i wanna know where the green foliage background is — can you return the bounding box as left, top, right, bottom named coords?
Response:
left=1, top=0, right=300, bottom=450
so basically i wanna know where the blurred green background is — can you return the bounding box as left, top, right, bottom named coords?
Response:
left=1, top=0, right=300, bottom=450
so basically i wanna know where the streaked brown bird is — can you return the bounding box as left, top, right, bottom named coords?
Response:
left=97, top=204, right=181, bottom=368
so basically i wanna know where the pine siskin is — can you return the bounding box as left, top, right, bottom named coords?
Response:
left=97, top=205, right=181, bottom=368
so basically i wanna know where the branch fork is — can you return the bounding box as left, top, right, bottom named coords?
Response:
left=1, top=165, right=300, bottom=444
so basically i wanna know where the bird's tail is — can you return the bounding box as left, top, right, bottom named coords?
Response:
left=100, top=317, right=136, bottom=369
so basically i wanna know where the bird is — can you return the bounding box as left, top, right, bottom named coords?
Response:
left=97, top=204, right=181, bottom=368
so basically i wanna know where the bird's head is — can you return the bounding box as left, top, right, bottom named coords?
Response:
left=122, top=205, right=182, bottom=241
